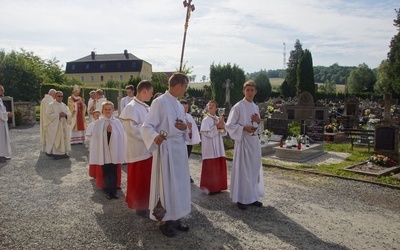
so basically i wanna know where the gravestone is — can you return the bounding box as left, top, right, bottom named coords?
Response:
left=265, top=112, right=288, bottom=138
left=305, top=119, right=325, bottom=142
left=336, top=116, right=350, bottom=128
left=0, top=96, right=15, bottom=127
left=344, top=96, right=359, bottom=128
left=374, top=93, right=399, bottom=162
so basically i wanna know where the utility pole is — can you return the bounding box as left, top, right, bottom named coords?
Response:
left=179, top=0, right=195, bottom=72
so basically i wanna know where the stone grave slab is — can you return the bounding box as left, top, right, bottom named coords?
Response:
left=344, top=162, right=400, bottom=177
left=261, top=141, right=280, bottom=156
left=272, top=143, right=325, bottom=163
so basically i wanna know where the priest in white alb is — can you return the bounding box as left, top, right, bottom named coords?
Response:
left=140, top=73, right=191, bottom=238
left=0, top=85, right=13, bottom=160
left=40, top=88, right=56, bottom=151
left=44, top=91, right=72, bottom=158
left=225, top=80, right=265, bottom=211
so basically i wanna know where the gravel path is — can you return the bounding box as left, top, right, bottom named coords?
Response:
left=1, top=124, right=400, bottom=250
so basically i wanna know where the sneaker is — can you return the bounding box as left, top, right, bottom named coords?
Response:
left=159, top=222, right=176, bottom=237
left=190, top=177, right=194, bottom=183
left=237, top=202, right=247, bottom=210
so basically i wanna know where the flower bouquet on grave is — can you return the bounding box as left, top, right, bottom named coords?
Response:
left=368, top=154, right=397, bottom=168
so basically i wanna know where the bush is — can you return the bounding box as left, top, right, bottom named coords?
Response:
left=14, top=109, right=22, bottom=126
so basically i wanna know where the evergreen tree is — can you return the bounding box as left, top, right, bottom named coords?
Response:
left=380, top=9, right=400, bottom=95
left=296, top=49, right=315, bottom=98
left=284, top=39, right=304, bottom=97
left=253, top=70, right=272, bottom=102
left=209, top=63, right=246, bottom=106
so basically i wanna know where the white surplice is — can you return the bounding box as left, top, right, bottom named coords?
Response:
left=40, top=94, right=54, bottom=151
left=44, top=101, right=72, bottom=155
left=200, top=114, right=226, bottom=160
left=87, top=98, right=95, bottom=123
left=95, top=97, right=107, bottom=112
left=225, top=98, right=265, bottom=204
left=140, top=91, right=191, bottom=222
left=120, top=96, right=134, bottom=113
left=185, top=113, right=201, bottom=146
left=120, top=97, right=151, bottom=163
left=0, top=98, right=11, bottom=158
left=89, top=116, right=125, bottom=165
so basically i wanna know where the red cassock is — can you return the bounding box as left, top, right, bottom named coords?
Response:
left=125, top=157, right=153, bottom=210
left=91, top=164, right=122, bottom=188
left=200, top=157, right=228, bottom=193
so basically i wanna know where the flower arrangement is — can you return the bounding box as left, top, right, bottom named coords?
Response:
left=368, top=154, right=397, bottom=167
left=264, top=129, right=273, bottom=136
left=324, top=123, right=339, bottom=132
left=364, top=109, right=370, bottom=116
left=368, top=118, right=380, bottom=125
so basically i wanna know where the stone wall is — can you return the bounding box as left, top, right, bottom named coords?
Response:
left=14, top=102, right=36, bottom=125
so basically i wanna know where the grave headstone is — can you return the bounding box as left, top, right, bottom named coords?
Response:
left=265, top=112, right=288, bottom=138
left=305, top=119, right=325, bottom=142
left=374, top=93, right=399, bottom=162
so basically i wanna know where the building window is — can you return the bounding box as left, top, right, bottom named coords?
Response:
left=117, top=63, right=121, bottom=69
left=81, top=76, right=84, bottom=82
left=86, top=64, right=90, bottom=69
left=100, top=76, right=104, bottom=81
left=110, top=75, right=114, bottom=80
left=131, top=62, right=136, bottom=68
left=71, top=65, right=76, bottom=70
left=100, top=64, right=106, bottom=69
left=119, top=75, right=123, bottom=81
left=90, top=76, right=94, bottom=82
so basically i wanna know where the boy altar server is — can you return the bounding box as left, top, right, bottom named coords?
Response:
left=85, top=110, right=101, bottom=178
left=120, top=80, right=153, bottom=217
left=90, top=101, right=125, bottom=200
left=225, top=80, right=265, bottom=210
left=200, top=100, right=228, bottom=194
left=141, top=73, right=191, bottom=237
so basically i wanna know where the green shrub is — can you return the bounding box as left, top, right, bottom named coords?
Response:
left=14, top=109, right=22, bottom=126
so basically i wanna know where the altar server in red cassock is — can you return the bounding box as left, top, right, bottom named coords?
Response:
left=120, top=80, right=153, bottom=217
left=200, top=100, right=228, bottom=194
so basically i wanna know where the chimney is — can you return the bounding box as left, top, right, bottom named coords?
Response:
left=91, top=51, right=95, bottom=60
left=124, top=49, right=129, bottom=59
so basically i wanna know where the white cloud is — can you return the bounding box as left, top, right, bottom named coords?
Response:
left=0, top=0, right=398, bottom=79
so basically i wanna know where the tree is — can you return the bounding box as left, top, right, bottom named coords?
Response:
left=378, top=9, right=400, bottom=95
left=346, top=63, right=376, bottom=94
left=152, top=72, right=169, bottom=86
left=176, top=61, right=193, bottom=75
left=296, top=49, right=315, bottom=98
left=284, top=39, right=304, bottom=97
left=375, top=60, right=394, bottom=94
left=209, top=63, right=246, bottom=106
left=253, top=70, right=272, bottom=102
left=319, top=80, right=336, bottom=93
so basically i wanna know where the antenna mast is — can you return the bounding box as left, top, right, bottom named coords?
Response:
left=283, top=42, right=286, bottom=69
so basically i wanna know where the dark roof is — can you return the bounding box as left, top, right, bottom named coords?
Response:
left=65, top=51, right=147, bottom=74
left=74, top=53, right=140, bottom=62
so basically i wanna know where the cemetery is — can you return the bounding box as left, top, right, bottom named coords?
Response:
left=190, top=91, right=400, bottom=187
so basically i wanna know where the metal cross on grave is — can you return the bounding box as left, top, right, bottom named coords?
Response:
left=379, top=93, right=398, bottom=122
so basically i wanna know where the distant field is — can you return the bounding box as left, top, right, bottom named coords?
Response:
left=189, top=78, right=345, bottom=93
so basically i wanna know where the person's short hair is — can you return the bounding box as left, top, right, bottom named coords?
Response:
left=125, top=85, right=134, bottom=91
left=243, top=80, right=256, bottom=90
left=153, top=92, right=163, bottom=99
left=180, top=99, right=188, bottom=105
left=89, top=90, right=96, bottom=95
left=93, top=110, right=101, bottom=115
left=137, top=80, right=152, bottom=93
left=96, top=89, right=104, bottom=96
left=169, top=73, right=189, bottom=87
left=48, top=89, right=56, bottom=95
left=101, top=100, right=114, bottom=110
left=207, top=100, right=218, bottom=108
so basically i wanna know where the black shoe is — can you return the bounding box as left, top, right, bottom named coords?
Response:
left=190, top=177, right=194, bottom=183
left=209, top=191, right=222, bottom=195
left=112, top=193, right=119, bottom=199
left=250, top=201, right=263, bottom=207
left=159, top=222, right=176, bottom=237
left=45, top=153, right=54, bottom=157
left=136, top=210, right=149, bottom=218
left=175, top=220, right=189, bottom=232
left=106, top=193, right=113, bottom=200
left=237, top=202, right=247, bottom=210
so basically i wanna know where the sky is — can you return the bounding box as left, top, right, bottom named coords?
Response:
left=0, top=0, right=399, bottom=82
